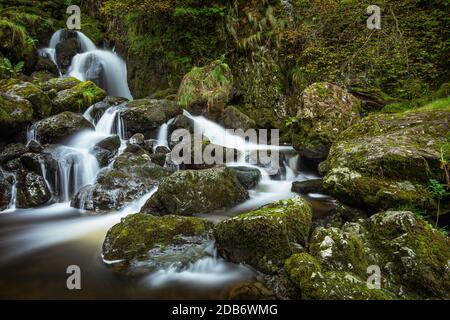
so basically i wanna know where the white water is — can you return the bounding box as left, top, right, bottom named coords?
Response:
left=155, top=118, right=174, bottom=150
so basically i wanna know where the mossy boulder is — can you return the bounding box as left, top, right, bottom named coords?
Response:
left=291, top=82, right=361, bottom=162
left=214, top=197, right=312, bottom=274
left=364, top=211, right=450, bottom=299
left=177, top=60, right=233, bottom=117
left=141, top=167, right=248, bottom=216
left=40, top=77, right=81, bottom=93
left=72, top=151, right=171, bottom=211
left=32, top=111, right=94, bottom=144
left=0, top=80, right=52, bottom=118
left=102, top=213, right=213, bottom=261
left=228, top=166, right=262, bottom=189
left=219, top=106, right=256, bottom=131
left=291, top=178, right=324, bottom=194
left=52, top=80, right=106, bottom=114
left=309, top=227, right=368, bottom=277
left=0, top=92, right=34, bottom=136
left=323, top=108, right=449, bottom=211
left=121, top=98, right=181, bottom=138
left=91, top=135, right=121, bottom=167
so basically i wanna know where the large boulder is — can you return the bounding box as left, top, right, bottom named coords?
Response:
left=102, top=213, right=213, bottom=261
left=214, top=197, right=312, bottom=274
left=121, top=98, right=181, bottom=138
left=177, top=60, right=233, bottom=117
left=0, top=143, right=28, bottom=164
left=55, top=29, right=81, bottom=73
left=284, top=253, right=392, bottom=300
left=32, top=111, right=94, bottom=144
left=0, top=92, right=34, bottom=136
left=72, top=151, right=171, bottom=211
left=291, top=82, right=361, bottom=162
left=51, top=80, right=106, bottom=114
left=1, top=79, right=52, bottom=118
left=91, top=135, right=121, bottom=167
left=323, top=108, right=449, bottom=211
left=141, top=167, right=248, bottom=216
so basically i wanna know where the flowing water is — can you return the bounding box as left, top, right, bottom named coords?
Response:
left=0, top=31, right=335, bottom=299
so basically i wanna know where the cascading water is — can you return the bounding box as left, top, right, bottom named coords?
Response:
left=155, top=118, right=174, bottom=150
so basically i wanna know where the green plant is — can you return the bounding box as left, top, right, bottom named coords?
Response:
left=429, top=179, right=449, bottom=227
left=0, top=57, right=24, bottom=77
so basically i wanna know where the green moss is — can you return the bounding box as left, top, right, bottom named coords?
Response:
left=102, top=213, right=213, bottom=260
left=52, top=80, right=106, bottom=114
left=214, top=197, right=312, bottom=274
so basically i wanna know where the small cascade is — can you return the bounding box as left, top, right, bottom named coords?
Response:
left=38, top=30, right=63, bottom=76
left=155, top=118, right=174, bottom=150
left=7, top=174, right=17, bottom=211
left=75, top=31, right=97, bottom=52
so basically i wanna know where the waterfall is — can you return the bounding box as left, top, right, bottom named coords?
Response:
left=155, top=118, right=174, bottom=150
left=7, top=175, right=17, bottom=211
left=38, top=30, right=63, bottom=76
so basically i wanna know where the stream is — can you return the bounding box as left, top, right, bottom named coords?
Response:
left=0, top=31, right=335, bottom=299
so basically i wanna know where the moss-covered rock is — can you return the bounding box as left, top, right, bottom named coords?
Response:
left=51, top=80, right=106, bottom=114
left=177, top=60, right=233, bottom=117
left=323, top=108, right=449, bottom=211
left=284, top=253, right=392, bottom=300
left=102, top=213, right=213, bottom=261
left=291, top=82, right=361, bottom=162
left=16, top=171, right=51, bottom=208
left=72, top=151, right=171, bottom=211
left=121, top=98, right=181, bottom=138
left=141, top=167, right=248, bottom=216
left=32, top=111, right=94, bottom=144
left=228, top=166, right=261, bottom=190
left=364, top=210, right=450, bottom=299
left=0, top=92, right=34, bottom=136
left=1, top=79, right=52, bottom=118
left=219, top=106, right=256, bottom=131
left=214, top=197, right=312, bottom=274
left=309, top=227, right=368, bottom=277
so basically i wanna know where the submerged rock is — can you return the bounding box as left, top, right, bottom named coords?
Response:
left=214, top=197, right=312, bottom=274
left=121, top=98, right=180, bottom=138
left=33, top=111, right=94, bottom=144
left=102, top=213, right=213, bottom=261
left=141, top=167, right=248, bottom=216
left=72, top=151, right=171, bottom=211
left=177, top=60, right=233, bottom=117
left=52, top=80, right=106, bottom=114
left=323, top=108, right=449, bottom=211
left=291, top=82, right=361, bottom=163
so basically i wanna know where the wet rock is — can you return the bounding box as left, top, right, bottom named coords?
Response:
left=323, top=108, right=449, bottom=211
left=291, top=178, right=323, bottom=194
left=20, top=153, right=45, bottom=172
left=34, top=56, right=59, bottom=76
left=33, top=111, right=94, bottom=144
left=0, top=171, right=13, bottom=211
left=177, top=60, right=233, bottom=117
left=0, top=143, right=28, bottom=164
left=169, top=114, right=195, bottom=136
left=219, top=106, right=256, bottom=131
left=228, top=166, right=261, bottom=189
left=26, top=139, right=44, bottom=153
left=141, top=167, right=248, bottom=216
left=52, top=80, right=107, bottom=114
left=102, top=213, right=213, bottom=261
left=40, top=76, right=81, bottom=93
left=291, top=82, right=361, bottom=163
left=72, top=151, right=171, bottom=211
left=121, top=99, right=181, bottom=138
left=55, top=30, right=81, bottom=73
left=88, top=96, right=128, bottom=120
left=150, top=146, right=170, bottom=167
left=226, top=282, right=275, bottom=300
left=123, top=143, right=144, bottom=154
left=129, top=133, right=145, bottom=146
left=214, top=197, right=312, bottom=274
left=91, top=135, right=120, bottom=167
left=16, top=171, right=51, bottom=208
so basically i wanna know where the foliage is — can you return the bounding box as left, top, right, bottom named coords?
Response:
left=0, top=57, right=23, bottom=78
left=429, top=179, right=449, bottom=227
